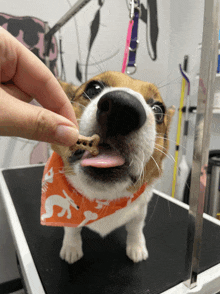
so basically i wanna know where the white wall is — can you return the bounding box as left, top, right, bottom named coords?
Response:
left=0, top=0, right=220, bottom=285
left=157, top=0, right=206, bottom=194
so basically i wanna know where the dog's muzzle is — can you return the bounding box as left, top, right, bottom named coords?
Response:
left=96, top=90, right=146, bottom=136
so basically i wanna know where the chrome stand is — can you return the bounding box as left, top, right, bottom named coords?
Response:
left=184, top=0, right=219, bottom=289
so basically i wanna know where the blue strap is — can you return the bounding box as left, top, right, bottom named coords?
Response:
left=179, top=64, right=190, bottom=95
left=127, top=6, right=140, bottom=68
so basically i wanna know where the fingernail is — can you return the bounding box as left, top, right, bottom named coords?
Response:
left=55, top=125, right=79, bottom=146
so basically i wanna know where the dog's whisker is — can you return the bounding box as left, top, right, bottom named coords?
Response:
left=154, top=143, right=175, bottom=161
left=154, top=145, right=175, bottom=163
left=137, top=151, right=145, bottom=184
left=166, top=151, right=175, bottom=162
left=156, top=135, right=188, bottom=151
left=153, top=146, right=175, bottom=163
left=89, top=54, right=105, bottom=73
left=157, top=76, right=182, bottom=90
left=89, top=53, right=108, bottom=76
left=156, top=71, right=176, bottom=87
left=82, top=90, right=92, bottom=101
left=73, top=83, right=93, bottom=102
left=94, top=50, right=111, bottom=73
left=156, top=136, right=191, bottom=160
left=89, top=49, right=120, bottom=74
left=156, top=135, right=197, bottom=161
left=71, top=101, right=86, bottom=109
left=129, top=158, right=134, bottom=167
left=156, top=71, right=180, bottom=87
left=150, top=155, right=161, bottom=175
left=156, top=135, right=198, bottom=165
left=132, top=151, right=145, bottom=185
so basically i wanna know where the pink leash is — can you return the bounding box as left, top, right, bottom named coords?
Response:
left=121, top=20, right=134, bottom=73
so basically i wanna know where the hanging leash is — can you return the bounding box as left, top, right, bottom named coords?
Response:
left=121, top=19, right=134, bottom=73
left=122, top=0, right=140, bottom=75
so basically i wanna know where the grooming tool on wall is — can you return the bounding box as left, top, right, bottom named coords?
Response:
left=172, top=55, right=188, bottom=198
left=175, top=63, right=191, bottom=201
left=59, top=30, right=66, bottom=81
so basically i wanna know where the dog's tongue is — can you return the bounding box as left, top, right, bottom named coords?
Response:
left=81, top=149, right=125, bottom=168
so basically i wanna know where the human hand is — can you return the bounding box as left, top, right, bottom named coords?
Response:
left=0, top=27, right=79, bottom=146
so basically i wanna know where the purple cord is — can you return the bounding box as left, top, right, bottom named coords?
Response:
left=179, top=64, right=190, bottom=95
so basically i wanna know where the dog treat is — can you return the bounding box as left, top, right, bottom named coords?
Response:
left=70, top=134, right=100, bottom=156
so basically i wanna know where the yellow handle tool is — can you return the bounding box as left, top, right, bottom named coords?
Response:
left=172, top=77, right=186, bottom=198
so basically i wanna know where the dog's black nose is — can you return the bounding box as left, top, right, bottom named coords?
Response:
left=96, top=90, right=146, bottom=136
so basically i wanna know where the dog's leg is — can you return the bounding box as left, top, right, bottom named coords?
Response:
left=125, top=203, right=148, bottom=263
left=60, top=227, right=83, bottom=264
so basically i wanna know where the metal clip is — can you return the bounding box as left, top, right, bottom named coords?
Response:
left=126, top=64, right=137, bottom=75
left=129, top=39, right=139, bottom=52
left=134, top=5, right=142, bottom=18
left=129, top=0, right=135, bottom=20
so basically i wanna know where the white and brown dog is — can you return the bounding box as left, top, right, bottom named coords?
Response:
left=44, top=71, right=174, bottom=264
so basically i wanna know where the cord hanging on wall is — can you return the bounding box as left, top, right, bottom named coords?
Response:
left=59, top=30, right=66, bottom=81
left=172, top=56, right=189, bottom=199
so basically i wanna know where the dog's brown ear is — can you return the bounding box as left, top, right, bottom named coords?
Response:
left=163, top=105, right=175, bottom=161
left=166, top=105, right=175, bottom=131
left=58, top=80, right=84, bottom=120
left=58, top=80, right=78, bottom=101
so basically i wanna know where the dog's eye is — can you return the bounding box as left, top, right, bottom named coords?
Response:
left=152, top=103, right=165, bottom=123
left=84, top=81, right=105, bottom=99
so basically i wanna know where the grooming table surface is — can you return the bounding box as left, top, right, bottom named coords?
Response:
left=2, top=165, right=220, bottom=294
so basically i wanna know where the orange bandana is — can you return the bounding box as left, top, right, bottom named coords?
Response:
left=41, top=152, right=147, bottom=227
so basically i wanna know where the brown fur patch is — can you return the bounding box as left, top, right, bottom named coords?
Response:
left=58, top=80, right=77, bottom=101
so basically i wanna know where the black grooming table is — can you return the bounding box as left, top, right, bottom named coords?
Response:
left=1, top=165, right=220, bottom=294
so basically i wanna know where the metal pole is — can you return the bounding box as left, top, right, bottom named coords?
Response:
left=184, top=0, right=219, bottom=289
left=44, top=0, right=91, bottom=57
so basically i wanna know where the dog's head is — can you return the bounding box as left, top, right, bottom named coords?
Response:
left=54, top=71, right=175, bottom=200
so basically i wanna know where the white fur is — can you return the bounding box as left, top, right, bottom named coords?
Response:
left=67, top=87, right=156, bottom=201
left=60, top=87, right=157, bottom=263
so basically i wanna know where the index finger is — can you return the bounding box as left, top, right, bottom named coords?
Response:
left=0, top=27, right=78, bottom=127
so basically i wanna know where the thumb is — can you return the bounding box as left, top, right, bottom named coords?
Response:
left=0, top=90, right=79, bottom=146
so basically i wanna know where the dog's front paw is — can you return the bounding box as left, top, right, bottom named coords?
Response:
left=60, top=244, right=83, bottom=264
left=126, top=243, right=149, bottom=263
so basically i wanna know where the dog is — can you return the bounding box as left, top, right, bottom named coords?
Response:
left=45, top=71, right=174, bottom=264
